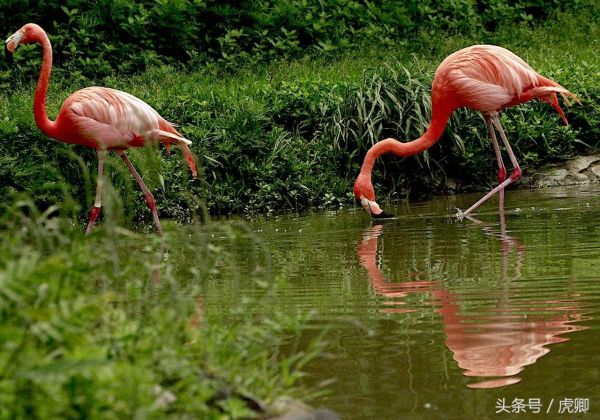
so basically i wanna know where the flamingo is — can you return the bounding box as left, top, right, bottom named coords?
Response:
left=354, top=45, right=578, bottom=218
left=5, top=23, right=197, bottom=235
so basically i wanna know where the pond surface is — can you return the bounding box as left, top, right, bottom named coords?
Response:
left=204, top=185, right=600, bottom=419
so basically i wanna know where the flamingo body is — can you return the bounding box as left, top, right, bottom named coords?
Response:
left=6, top=23, right=197, bottom=235
left=354, top=45, right=578, bottom=217
left=434, top=45, right=571, bottom=120
left=54, top=87, right=196, bottom=170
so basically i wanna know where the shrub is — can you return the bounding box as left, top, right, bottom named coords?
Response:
left=1, top=3, right=598, bottom=221
left=1, top=0, right=593, bottom=80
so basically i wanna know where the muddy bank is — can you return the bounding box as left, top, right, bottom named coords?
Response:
left=527, top=155, right=600, bottom=188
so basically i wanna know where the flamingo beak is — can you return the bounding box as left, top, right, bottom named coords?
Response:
left=4, top=42, right=12, bottom=62
left=5, top=30, right=22, bottom=61
left=360, top=196, right=395, bottom=219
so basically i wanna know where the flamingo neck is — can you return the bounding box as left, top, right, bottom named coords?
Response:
left=359, top=105, right=453, bottom=175
left=33, top=31, right=57, bottom=138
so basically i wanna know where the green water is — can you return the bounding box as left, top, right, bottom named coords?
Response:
left=202, top=185, right=600, bottom=419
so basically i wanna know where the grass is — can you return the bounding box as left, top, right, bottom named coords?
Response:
left=1, top=9, right=599, bottom=224
left=0, top=197, right=326, bottom=418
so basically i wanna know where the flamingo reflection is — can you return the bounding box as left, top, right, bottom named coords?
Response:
left=357, top=202, right=587, bottom=389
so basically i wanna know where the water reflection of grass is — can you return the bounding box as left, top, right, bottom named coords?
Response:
left=0, top=197, right=325, bottom=418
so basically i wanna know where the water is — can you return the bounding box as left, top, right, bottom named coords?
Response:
left=201, top=185, right=600, bottom=419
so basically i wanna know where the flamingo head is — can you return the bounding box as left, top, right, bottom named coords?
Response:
left=353, top=172, right=394, bottom=219
left=5, top=24, right=44, bottom=57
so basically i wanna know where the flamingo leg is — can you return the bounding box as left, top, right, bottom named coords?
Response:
left=485, top=115, right=506, bottom=208
left=86, top=150, right=106, bottom=234
left=491, top=115, right=522, bottom=180
left=462, top=177, right=514, bottom=216
left=119, top=152, right=164, bottom=236
left=485, top=115, right=507, bottom=183
left=462, top=114, right=522, bottom=216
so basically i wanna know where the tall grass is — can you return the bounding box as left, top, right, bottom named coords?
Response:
left=0, top=193, right=326, bottom=418
left=1, top=8, right=599, bottom=223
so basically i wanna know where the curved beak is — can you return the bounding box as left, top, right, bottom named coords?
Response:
left=5, top=30, right=22, bottom=61
left=372, top=209, right=395, bottom=219
left=5, top=43, right=12, bottom=62
left=360, top=197, right=395, bottom=219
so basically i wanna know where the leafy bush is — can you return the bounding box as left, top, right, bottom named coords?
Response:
left=1, top=3, right=599, bottom=222
left=1, top=0, right=592, bottom=81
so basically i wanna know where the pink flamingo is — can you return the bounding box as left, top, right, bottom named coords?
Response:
left=5, top=23, right=197, bottom=235
left=354, top=45, right=578, bottom=218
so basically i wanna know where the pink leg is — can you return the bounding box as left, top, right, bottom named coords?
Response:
left=485, top=115, right=506, bottom=208
left=492, top=115, right=522, bottom=181
left=86, top=151, right=106, bottom=234
left=462, top=177, right=514, bottom=216
left=119, top=152, right=164, bottom=236
left=485, top=115, right=507, bottom=183
left=462, top=114, right=521, bottom=216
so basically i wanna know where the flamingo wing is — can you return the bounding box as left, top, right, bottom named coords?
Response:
left=446, top=73, right=514, bottom=112
left=62, top=87, right=162, bottom=147
left=58, top=87, right=197, bottom=174
left=66, top=112, right=140, bottom=149
left=438, top=45, right=542, bottom=112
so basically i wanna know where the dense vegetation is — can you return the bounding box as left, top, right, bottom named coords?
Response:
left=0, top=0, right=584, bottom=78
left=1, top=1, right=598, bottom=416
left=0, top=198, right=326, bottom=418
left=2, top=2, right=599, bottom=220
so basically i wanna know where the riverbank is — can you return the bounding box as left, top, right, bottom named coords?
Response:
left=528, top=155, right=600, bottom=188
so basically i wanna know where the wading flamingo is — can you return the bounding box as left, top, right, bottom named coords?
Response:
left=354, top=45, right=578, bottom=218
left=5, top=23, right=197, bottom=235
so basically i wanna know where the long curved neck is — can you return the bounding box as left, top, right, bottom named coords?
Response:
left=359, top=105, right=453, bottom=174
left=33, top=31, right=57, bottom=137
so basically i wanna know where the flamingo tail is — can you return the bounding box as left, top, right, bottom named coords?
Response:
left=177, top=142, right=198, bottom=177
left=148, top=129, right=197, bottom=176
left=526, top=83, right=580, bottom=126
